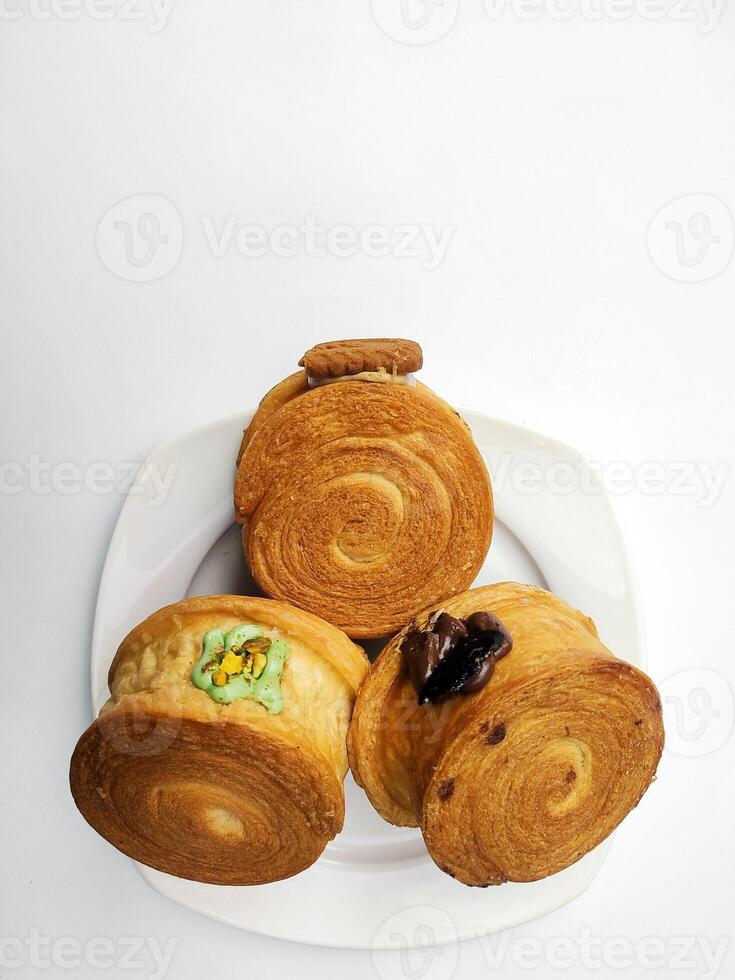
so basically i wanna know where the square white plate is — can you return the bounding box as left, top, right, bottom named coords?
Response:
left=91, top=408, right=644, bottom=949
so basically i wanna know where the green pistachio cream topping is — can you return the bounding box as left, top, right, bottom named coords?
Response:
left=191, top=624, right=288, bottom=713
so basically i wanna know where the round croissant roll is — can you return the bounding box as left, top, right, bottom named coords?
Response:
left=70, top=596, right=367, bottom=885
left=235, top=339, right=493, bottom=638
left=348, top=582, right=664, bottom=886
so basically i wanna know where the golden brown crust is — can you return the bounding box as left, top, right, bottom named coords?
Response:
left=299, top=339, right=423, bottom=379
left=70, top=595, right=368, bottom=885
left=347, top=583, right=664, bottom=886
left=237, top=371, right=309, bottom=466
left=235, top=382, right=493, bottom=638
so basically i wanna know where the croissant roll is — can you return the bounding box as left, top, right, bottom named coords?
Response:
left=235, top=339, right=493, bottom=638
left=70, top=596, right=367, bottom=885
left=347, top=582, right=664, bottom=886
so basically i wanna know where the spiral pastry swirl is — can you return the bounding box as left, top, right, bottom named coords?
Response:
left=348, top=583, right=664, bottom=886
left=70, top=596, right=367, bottom=885
left=235, top=370, right=493, bottom=638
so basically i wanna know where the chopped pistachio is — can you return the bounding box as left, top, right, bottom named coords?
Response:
left=252, top=652, right=267, bottom=679
left=212, top=669, right=228, bottom=687
left=243, top=636, right=272, bottom=656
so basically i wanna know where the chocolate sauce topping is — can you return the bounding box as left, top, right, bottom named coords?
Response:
left=402, top=628, right=440, bottom=694
left=402, top=610, right=512, bottom=705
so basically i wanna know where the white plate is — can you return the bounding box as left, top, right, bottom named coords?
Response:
left=91, top=409, right=644, bottom=950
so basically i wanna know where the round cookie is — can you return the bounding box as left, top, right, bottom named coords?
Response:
left=299, top=338, right=423, bottom=379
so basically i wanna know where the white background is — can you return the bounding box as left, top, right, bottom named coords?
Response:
left=2, top=1, right=734, bottom=978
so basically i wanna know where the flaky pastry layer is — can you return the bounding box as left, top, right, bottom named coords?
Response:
left=235, top=376, right=494, bottom=638
left=70, top=596, right=368, bottom=885
left=348, top=583, right=664, bottom=886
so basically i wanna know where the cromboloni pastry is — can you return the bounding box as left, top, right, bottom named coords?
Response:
left=70, top=596, right=368, bottom=885
left=235, top=339, right=493, bottom=638
left=347, top=582, right=664, bottom=886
